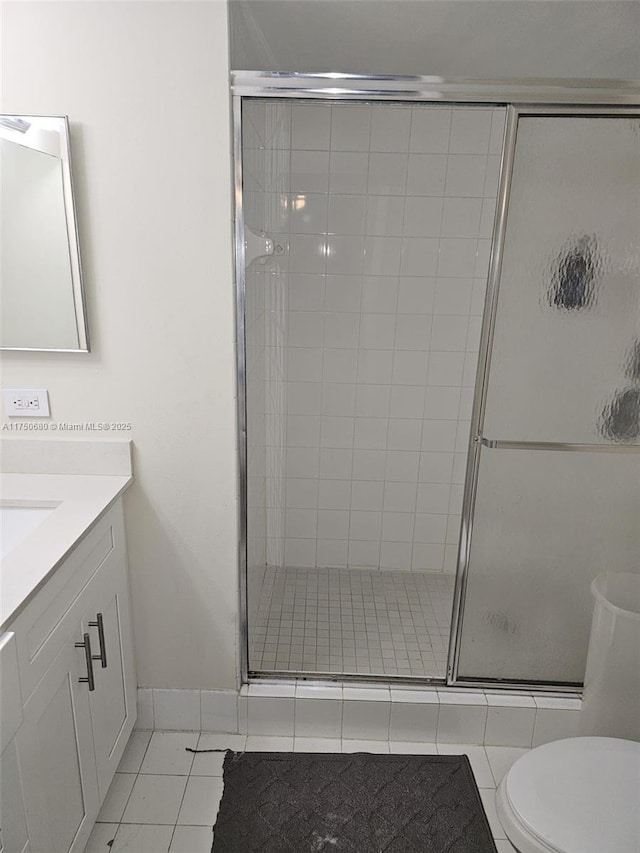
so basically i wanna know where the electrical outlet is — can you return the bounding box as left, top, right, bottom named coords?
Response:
left=2, top=388, right=50, bottom=417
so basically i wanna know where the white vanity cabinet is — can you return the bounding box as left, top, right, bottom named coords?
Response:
left=16, top=623, right=99, bottom=853
left=0, top=633, right=29, bottom=853
left=2, top=499, right=136, bottom=853
left=0, top=740, right=30, bottom=853
left=79, top=544, right=136, bottom=799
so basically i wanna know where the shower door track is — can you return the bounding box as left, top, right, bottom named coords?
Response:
left=231, top=73, right=640, bottom=104
left=231, top=74, right=640, bottom=691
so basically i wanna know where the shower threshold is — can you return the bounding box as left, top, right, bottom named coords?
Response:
left=248, top=566, right=455, bottom=680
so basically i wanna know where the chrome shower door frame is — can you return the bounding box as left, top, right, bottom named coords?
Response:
left=231, top=73, right=640, bottom=688
left=233, top=89, right=249, bottom=686
left=447, top=103, right=640, bottom=693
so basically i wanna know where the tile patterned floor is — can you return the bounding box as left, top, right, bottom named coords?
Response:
left=249, top=566, right=455, bottom=678
left=86, top=729, right=521, bottom=852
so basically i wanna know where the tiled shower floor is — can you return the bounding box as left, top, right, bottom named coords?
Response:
left=249, top=566, right=455, bottom=679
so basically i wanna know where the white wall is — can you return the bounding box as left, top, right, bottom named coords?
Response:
left=230, top=0, right=640, bottom=79
left=0, top=2, right=239, bottom=689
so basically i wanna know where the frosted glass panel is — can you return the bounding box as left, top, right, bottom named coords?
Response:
left=484, top=117, right=640, bottom=444
left=457, top=448, right=640, bottom=683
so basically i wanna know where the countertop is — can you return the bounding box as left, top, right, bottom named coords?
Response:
left=0, top=472, right=133, bottom=631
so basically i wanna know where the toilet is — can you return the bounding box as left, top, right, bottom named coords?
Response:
left=496, top=737, right=640, bottom=853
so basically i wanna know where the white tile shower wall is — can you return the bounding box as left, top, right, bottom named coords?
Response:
left=244, top=102, right=506, bottom=573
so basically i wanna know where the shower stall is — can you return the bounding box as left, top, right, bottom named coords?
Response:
left=233, top=75, right=640, bottom=691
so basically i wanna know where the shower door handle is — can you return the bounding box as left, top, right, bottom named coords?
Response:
left=474, top=436, right=639, bottom=453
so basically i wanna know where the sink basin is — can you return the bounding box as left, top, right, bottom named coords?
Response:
left=0, top=503, right=58, bottom=559
left=0, top=448, right=133, bottom=631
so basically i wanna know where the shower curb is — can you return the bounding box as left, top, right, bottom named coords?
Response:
left=135, top=685, right=581, bottom=748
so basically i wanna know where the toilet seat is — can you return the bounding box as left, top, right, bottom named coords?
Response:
left=496, top=737, right=640, bottom=853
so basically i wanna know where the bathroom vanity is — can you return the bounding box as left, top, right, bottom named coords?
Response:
left=0, top=443, right=134, bottom=853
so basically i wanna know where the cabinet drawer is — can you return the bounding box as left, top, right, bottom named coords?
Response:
left=11, top=502, right=127, bottom=703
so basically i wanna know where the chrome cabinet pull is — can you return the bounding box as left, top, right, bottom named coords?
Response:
left=88, top=612, right=107, bottom=668
left=75, top=633, right=95, bottom=691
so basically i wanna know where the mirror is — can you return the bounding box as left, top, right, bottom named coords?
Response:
left=0, top=115, right=89, bottom=351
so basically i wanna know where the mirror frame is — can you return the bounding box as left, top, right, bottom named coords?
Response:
left=0, top=114, right=90, bottom=352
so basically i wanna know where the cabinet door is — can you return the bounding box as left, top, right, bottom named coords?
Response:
left=17, top=630, right=99, bottom=853
left=0, top=740, right=30, bottom=853
left=83, top=558, right=136, bottom=800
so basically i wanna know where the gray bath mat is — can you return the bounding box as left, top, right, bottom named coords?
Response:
left=211, top=751, right=497, bottom=852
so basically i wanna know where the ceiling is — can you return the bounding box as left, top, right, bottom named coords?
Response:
left=229, top=0, right=640, bottom=80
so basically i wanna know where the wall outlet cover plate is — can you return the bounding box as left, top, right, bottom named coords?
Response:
left=2, top=389, right=50, bottom=417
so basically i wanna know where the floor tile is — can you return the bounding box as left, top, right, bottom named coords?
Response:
left=85, top=822, right=118, bottom=852
left=118, top=730, right=152, bottom=773
left=293, top=737, right=342, bottom=752
left=437, top=744, right=495, bottom=788
left=122, top=774, right=187, bottom=825
left=97, top=773, right=136, bottom=822
left=479, top=787, right=505, bottom=839
left=140, top=731, right=199, bottom=775
left=191, top=752, right=226, bottom=778
left=190, top=750, right=226, bottom=778
left=92, top=726, right=538, bottom=853
left=190, top=733, right=246, bottom=774
left=112, top=823, right=174, bottom=852
left=177, top=776, right=224, bottom=826
left=170, top=826, right=215, bottom=853
left=485, top=746, right=529, bottom=786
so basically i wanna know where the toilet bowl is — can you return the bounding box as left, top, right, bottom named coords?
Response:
left=496, top=737, right=640, bottom=853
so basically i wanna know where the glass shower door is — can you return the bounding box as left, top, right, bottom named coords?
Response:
left=454, top=112, right=640, bottom=686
